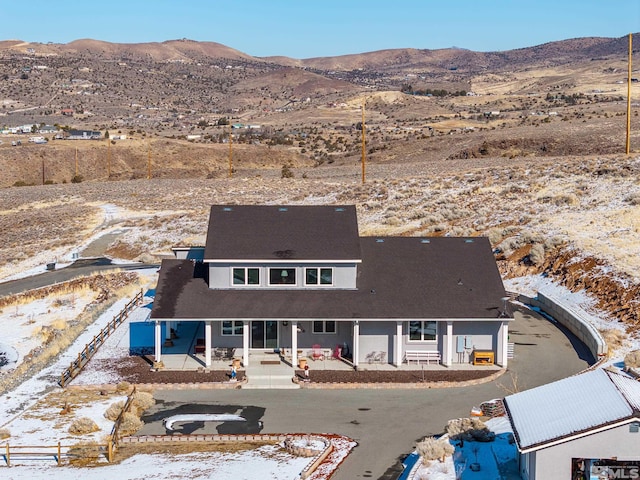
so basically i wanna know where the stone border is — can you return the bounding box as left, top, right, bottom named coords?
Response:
left=294, top=368, right=505, bottom=389
left=67, top=378, right=247, bottom=391
left=121, top=433, right=335, bottom=479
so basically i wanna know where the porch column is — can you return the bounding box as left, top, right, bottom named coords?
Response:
left=498, top=321, right=509, bottom=367
left=154, top=320, right=162, bottom=363
left=165, top=321, right=173, bottom=340
left=394, top=321, right=403, bottom=366
left=204, top=321, right=212, bottom=367
left=352, top=320, right=360, bottom=369
left=445, top=321, right=453, bottom=367
left=242, top=321, right=250, bottom=366
left=291, top=321, right=298, bottom=368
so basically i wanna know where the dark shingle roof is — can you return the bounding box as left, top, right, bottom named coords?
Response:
left=152, top=236, right=507, bottom=321
left=203, top=205, right=362, bottom=261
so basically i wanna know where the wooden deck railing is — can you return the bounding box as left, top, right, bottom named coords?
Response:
left=59, top=290, right=144, bottom=387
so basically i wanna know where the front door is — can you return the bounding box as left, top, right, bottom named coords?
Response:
left=251, top=321, right=278, bottom=349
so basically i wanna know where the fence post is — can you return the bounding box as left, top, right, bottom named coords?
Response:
left=57, top=441, right=61, bottom=466
left=60, top=373, right=65, bottom=388
left=107, top=439, right=113, bottom=463
left=6, top=443, right=9, bottom=467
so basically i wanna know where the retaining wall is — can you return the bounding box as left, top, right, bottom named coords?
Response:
left=518, top=289, right=608, bottom=361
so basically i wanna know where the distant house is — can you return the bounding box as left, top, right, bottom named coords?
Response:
left=149, top=205, right=511, bottom=369
left=61, top=109, right=74, bottom=116
left=64, top=129, right=102, bottom=140
left=505, top=368, right=640, bottom=480
left=38, top=125, right=59, bottom=135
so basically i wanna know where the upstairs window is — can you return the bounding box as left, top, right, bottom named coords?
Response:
left=269, top=268, right=296, bottom=285
left=233, top=267, right=260, bottom=285
left=305, top=268, right=333, bottom=286
left=313, top=320, right=336, bottom=334
left=409, top=321, right=437, bottom=341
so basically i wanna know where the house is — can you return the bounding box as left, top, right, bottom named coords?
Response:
left=64, top=129, right=102, bottom=140
left=150, top=205, right=511, bottom=369
left=61, top=108, right=74, bottom=116
left=504, top=368, right=640, bottom=480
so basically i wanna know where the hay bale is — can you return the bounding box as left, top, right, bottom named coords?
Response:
left=69, top=417, right=100, bottom=435
left=104, top=401, right=125, bottom=421
left=118, top=412, right=143, bottom=436
left=0, top=428, right=10, bottom=439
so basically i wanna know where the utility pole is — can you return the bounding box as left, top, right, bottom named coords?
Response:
left=147, top=138, right=151, bottom=179
left=42, top=158, right=45, bottom=185
left=75, top=147, right=78, bottom=177
left=626, top=33, right=633, bottom=155
left=361, top=100, right=366, bottom=184
left=228, top=125, right=233, bottom=178
left=107, top=139, right=111, bottom=178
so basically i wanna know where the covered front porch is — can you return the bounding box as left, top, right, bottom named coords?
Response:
left=148, top=317, right=511, bottom=370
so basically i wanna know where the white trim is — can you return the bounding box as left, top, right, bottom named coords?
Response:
left=231, top=267, right=260, bottom=286
left=312, top=320, right=337, bottom=334
left=518, top=417, right=640, bottom=453
left=221, top=320, right=244, bottom=336
left=304, top=267, right=334, bottom=286
left=268, top=267, right=297, bottom=286
left=152, top=317, right=510, bottom=323
left=205, top=258, right=362, bottom=264
left=408, top=320, right=438, bottom=342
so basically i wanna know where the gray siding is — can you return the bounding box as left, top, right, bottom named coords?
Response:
left=530, top=423, right=640, bottom=479
left=208, top=263, right=358, bottom=289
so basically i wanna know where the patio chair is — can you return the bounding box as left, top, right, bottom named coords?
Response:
left=374, top=351, right=387, bottom=364
left=311, top=344, right=324, bottom=361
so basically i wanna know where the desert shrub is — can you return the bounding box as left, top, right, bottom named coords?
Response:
left=67, top=443, right=102, bottom=466
left=69, top=417, right=100, bottom=435
left=104, top=401, right=125, bottom=421
left=602, top=329, right=626, bottom=350
left=529, top=243, right=546, bottom=266
left=445, top=418, right=495, bottom=442
left=624, top=350, right=640, bottom=369
left=131, top=391, right=155, bottom=415
left=416, top=436, right=454, bottom=464
left=486, top=227, right=503, bottom=245
left=116, top=381, right=132, bottom=393
left=625, top=193, right=640, bottom=206
left=0, top=428, right=10, bottom=439
left=281, top=164, right=294, bottom=178
left=118, top=412, right=143, bottom=436
left=71, top=175, right=84, bottom=183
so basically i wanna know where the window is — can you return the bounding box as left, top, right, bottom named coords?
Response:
left=313, top=320, right=336, bottom=334
left=409, top=321, right=437, bottom=341
left=305, top=268, right=333, bottom=286
left=269, top=268, right=296, bottom=285
left=222, top=320, right=243, bottom=336
left=233, top=267, right=260, bottom=285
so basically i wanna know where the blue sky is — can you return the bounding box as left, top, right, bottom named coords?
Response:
left=3, top=0, right=638, bottom=58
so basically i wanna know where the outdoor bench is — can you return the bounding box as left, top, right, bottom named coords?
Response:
left=404, top=350, right=441, bottom=365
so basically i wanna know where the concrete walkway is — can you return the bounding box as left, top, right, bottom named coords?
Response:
left=139, top=305, right=593, bottom=480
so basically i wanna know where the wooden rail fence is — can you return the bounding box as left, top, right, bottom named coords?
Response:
left=59, top=290, right=144, bottom=387
left=2, top=386, right=138, bottom=466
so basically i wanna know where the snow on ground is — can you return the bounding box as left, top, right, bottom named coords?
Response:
left=0, top=288, right=100, bottom=371
left=0, top=272, right=355, bottom=478
left=408, top=417, right=517, bottom=480
left=504, top=275, right=640, bottom=359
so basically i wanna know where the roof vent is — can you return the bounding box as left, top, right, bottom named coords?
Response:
left=222, top=207, right=233, bottom=212
left=278, top=207, right=288, bottom=212
left=335, top=207, right=345, bottom=212
left=376, top=239, right=384, bottom=243
left=421, top=239, right=430, bottom=244
left=464, top=239, right=474, bottom=243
